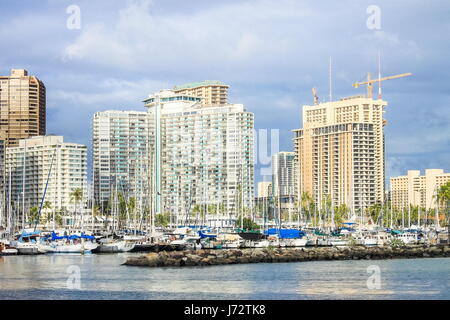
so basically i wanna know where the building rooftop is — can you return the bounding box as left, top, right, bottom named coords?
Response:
left=173, top=80, right=228, bottom=90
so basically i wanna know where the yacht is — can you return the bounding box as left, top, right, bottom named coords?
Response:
left=395, top=232, right=419, bottom=245
left=280, top=238, right=308, bottom=247
left=329, top=237, right=349, bottom=247
left=38, top=232, right=98, bottom=254
left=95, top=240, right=135, bottom=253
left=12, top=231, right=42, bottom=255
left=0, top=240, right=18, bottom=255
left=171, top=235, right=202, bottom=250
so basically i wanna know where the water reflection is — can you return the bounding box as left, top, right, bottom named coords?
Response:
left=0, top=254, right=449, bottom=299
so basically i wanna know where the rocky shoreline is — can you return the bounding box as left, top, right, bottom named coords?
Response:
left=123, top=245, right=450, bottom=268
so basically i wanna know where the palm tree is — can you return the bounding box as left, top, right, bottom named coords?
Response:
left=43, top=201, right=52, bottom=228
left=301, top=191, right=313, bottom=225
left=43, top=201, right=52, bottom=211
left=55, top=211, right=63, bottom=227
left=366, top=203, right=382, bottom=225
left=70, top=188, right=83, bottom=228
left=28, top=206, right=39, bottom=225
left=128, top=197, right=136, bottom=230
left=321, top=194, right=332, bottom=228
left=218, top=203, right=225, bottom=216
left=192, top=204, right=201, bottom=225
left=334, top=204, right=349, bottom=226
left=436, top=181, right=450, bottom=242
left=294, top=200, right=301, bottom=226
left=116, top=192, right=127, bottom=229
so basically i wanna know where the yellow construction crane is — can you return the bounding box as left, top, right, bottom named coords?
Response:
left=353, top=72, right=412, bottom=99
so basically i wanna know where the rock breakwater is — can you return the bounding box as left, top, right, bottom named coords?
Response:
left=124, top=245, right=450, bottom=268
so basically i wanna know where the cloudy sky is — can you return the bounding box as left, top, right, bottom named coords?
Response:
left=1, top=0, right=449, bottom=184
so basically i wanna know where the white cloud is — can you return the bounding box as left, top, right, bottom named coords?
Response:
left=49, top=76, right=166, bottom=107
left=61, top=0, right=314, bottom=72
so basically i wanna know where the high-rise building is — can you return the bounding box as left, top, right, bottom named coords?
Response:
left=255, top=181, right=273, bottom=222
left=257, top=181, right=272, bottom=198
left=144, top=88, right=254, bottom=220
left=272, top=152, right=296, bottom=220
left=0, top=69, right=46, bottom=146
left=390, top=169, right=450, bottom=210
left=173, top=80, right=229, bottom=106
left=5, top=135, right=87, bottom=212
left=272, top=152, right=296, bottom=197
left=293, top=96, right=387, bottom=211
left=92, top=110, right=152, bottom=206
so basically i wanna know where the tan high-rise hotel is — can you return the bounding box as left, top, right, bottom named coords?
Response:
left=0, top=69, right=46, bottom=146
left=293, top=96, right=387, bottom=211
left=173, top=80, right=229, bottom=106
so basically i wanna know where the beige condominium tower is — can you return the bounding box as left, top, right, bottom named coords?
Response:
left=390, top=169, right=450, bottom=211
left=173, top=80, right=229, bottom=106
left=293, top=95, right=387, bottom=211
left=0, top=69, right=46, bottom=146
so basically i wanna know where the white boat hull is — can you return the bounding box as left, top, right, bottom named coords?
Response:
left=1, top=248, right=18, bottom=255
left=39, top=241, right=98, bottom=253
left=330, top=239, right=349, bottom=246
left=16, top=243, right=41, bottom=255
left=96, top=240, right=135, bottom=253
left=280, top=238, right=308, bottom=247
left=221, top=241, right=241, bottom=249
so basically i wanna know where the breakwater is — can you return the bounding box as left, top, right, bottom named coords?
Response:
left=124, top=245, right=450, bottom=267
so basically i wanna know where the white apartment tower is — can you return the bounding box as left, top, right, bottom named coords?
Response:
left=272, top=152, right=296, bottom=198
left=143, top=88, right=254, bottom=219
left=92, top=110, right=152, bottom=206
left=5, top=135, right=87, bottom=212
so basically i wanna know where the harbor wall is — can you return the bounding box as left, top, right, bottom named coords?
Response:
left=124, top=245, right=450, bottom=268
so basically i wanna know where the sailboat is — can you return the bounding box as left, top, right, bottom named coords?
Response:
left=38, top=232, right=98, bottom=254
left=94, top=236, right=136, bottom=253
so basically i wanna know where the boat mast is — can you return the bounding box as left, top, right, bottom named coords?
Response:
left=34, top=146, right=58, bottom=231
left=91, top=168, right=95, bottom=234
left=22, top=141, right=26, bottom=230
left=389, top=197, right=393, bottom=229
left=402, top=207, right=405, bottom=229
left=418, top=206, right=421, bottom=229
left=8, top=163, right=12, bottom=236
left=408, top=205, right=411, bottom=229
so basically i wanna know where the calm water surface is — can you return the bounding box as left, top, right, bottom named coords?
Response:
left=0, top=253, right=449, bottom=299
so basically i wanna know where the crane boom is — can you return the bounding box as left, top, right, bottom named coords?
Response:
left=352, top=72, right=412, bottom=99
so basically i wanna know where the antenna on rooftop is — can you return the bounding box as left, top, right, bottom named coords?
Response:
left=329, top=56, right=333, bottom=102
left=378, top=51, right=382, bottom=99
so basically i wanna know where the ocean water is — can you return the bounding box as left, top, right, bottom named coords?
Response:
left=0, top=253, right=449, bottom=300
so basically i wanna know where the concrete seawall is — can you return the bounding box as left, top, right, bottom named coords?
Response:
left=123, top=245, right=450, bottom=267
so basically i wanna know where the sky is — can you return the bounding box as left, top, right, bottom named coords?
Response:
left=0, top=0, right=449, bottom=185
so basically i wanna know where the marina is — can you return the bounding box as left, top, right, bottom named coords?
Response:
left=1, top=221, right=448, bottom=257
